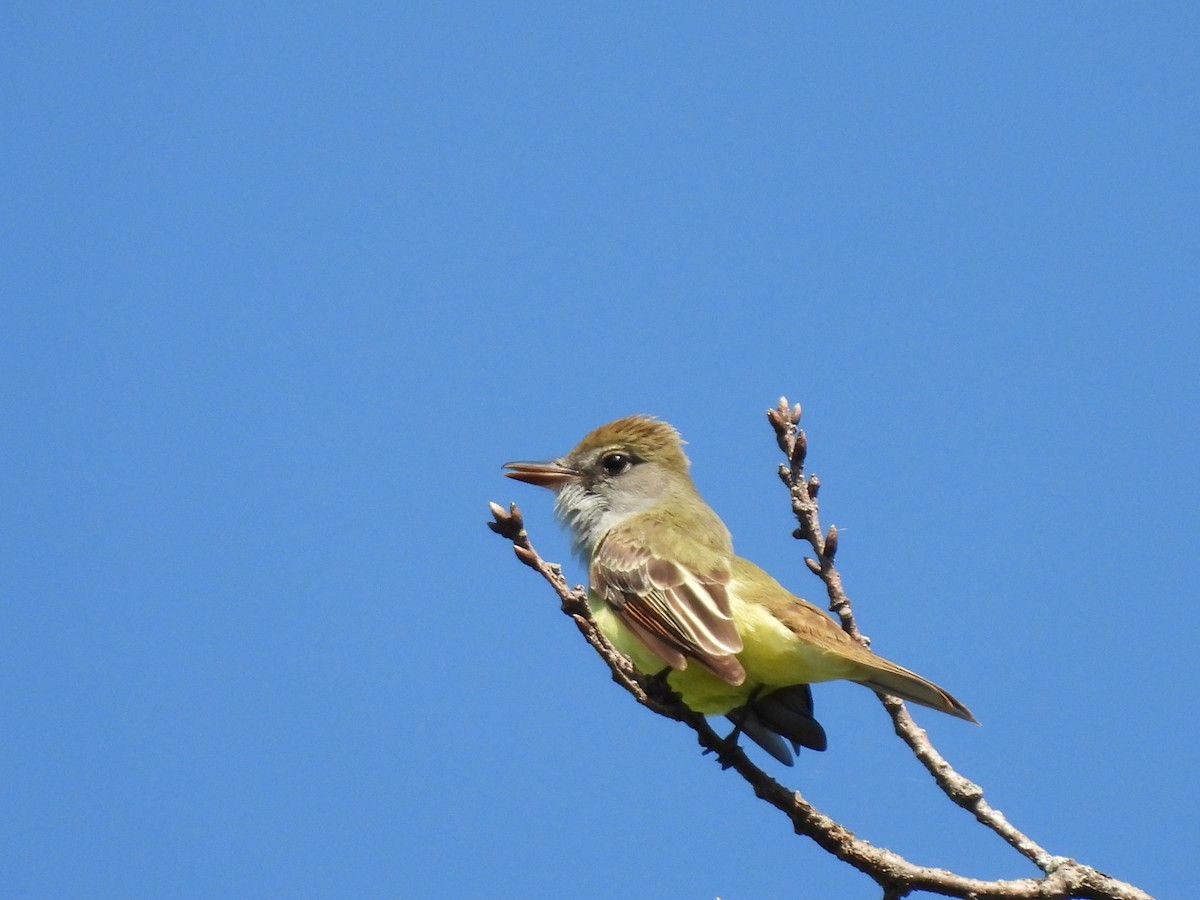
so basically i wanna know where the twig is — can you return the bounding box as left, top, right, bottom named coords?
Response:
left=765, top=396, right=1150, bottom=899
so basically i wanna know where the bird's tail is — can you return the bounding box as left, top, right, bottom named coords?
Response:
left=852, top=657, right=978, bottom=723
left=730, top=683, right=828, bottom=766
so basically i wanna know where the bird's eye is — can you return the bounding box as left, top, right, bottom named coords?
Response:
left=601, top=452, right=633, bottom=476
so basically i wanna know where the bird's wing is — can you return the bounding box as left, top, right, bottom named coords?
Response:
left=590, top=523, right=745, bottom=685
left=773, top=593, right=977, bottom=723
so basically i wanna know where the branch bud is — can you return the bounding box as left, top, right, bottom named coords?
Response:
left=513, top=543, right=539, bottom=568
left=487, top=501, right=526, bottom=539
left=776, top=396, right=801, bottom=426
left=793, top=429, right=808, bottom=466
left=805, top=557, right=822, bottom=575
left=824, top=524, right=838, bottom=560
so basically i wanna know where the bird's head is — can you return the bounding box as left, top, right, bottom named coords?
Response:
left=503, top=415, right=698, bottom=554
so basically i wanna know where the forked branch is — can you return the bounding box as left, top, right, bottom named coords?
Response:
left=488, top=399, right=1151, bottom=900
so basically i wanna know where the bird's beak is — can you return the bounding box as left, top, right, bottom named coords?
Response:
left=502, top=459, right=580, bottom=490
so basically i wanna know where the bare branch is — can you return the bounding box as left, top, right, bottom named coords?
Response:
left=765, top=396, right=1151, bottom=899
left=767, top=401, right=1056, bottom=864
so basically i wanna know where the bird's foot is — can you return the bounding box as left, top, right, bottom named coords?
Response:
left=642, top=666, right=680, bottom=706
left=701, top=701, right=754, bottom=770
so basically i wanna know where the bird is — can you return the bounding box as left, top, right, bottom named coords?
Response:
left=503, top=415, right=975, bottom=764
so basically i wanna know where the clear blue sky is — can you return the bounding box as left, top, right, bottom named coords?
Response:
left=3, top=4, right=1195, bottom=898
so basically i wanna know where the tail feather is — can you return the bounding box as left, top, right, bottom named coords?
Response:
left=730, top=684, right=828, bottom=766
left=853, top=659, right=978, bottom=723
left=738, top=719, right=796, bottom=766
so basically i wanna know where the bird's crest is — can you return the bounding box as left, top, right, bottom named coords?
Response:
left=571, top=415, right=690, bottom=471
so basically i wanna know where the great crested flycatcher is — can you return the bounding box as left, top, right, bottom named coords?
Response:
left=504, top=415, right=975, bottom=765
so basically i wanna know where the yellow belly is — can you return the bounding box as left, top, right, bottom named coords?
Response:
left=589, top=593, right=857, bottom=715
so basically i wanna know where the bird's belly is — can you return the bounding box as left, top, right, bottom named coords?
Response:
left=588, top=599, right=666, bottom=674
left=589, top=593, right=856, bottom=717
left=589, top=598, right=752, bottom=714
left=732, top=597, right=858, bottom=689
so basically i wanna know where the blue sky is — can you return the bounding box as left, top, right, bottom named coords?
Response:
left=3, top=4, right=1195, bottom=897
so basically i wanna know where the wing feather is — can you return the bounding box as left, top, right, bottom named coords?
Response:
left=591, top=522, right=745, bottom=685
left=772, top=586, right=976, bottom=722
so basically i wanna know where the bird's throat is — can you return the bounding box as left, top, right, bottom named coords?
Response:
left=553, top=482, right=643, bottom=558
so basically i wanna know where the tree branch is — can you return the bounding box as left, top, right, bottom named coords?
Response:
left=488, top=399, right=1152, bottom=900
